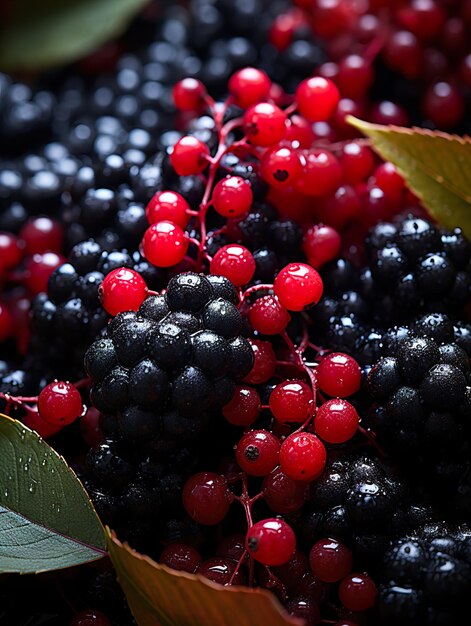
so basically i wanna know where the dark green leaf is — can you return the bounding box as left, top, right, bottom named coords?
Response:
left=0, top=0, right=150, bottom=71
left=107, top=530, right=302, bottom=626
left=348, top=117, right=471, bottom=239
left=0, top=414, right=106, bottom=573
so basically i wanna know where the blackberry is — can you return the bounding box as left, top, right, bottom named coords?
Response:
left=378, top=524, right=471, bottom=625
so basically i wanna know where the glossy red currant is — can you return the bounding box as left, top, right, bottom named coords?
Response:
left=295, top=76, right=340, bottom=122
left=260, top=146, right=303, bottom=188
left=339, top=572, right=377, bottom=611
left=160, top=543, right=202, bottom=573
left=243, top=102, right=287, bottom=146
left=99, top=267, right=147, bottom=315
left=269, top=380, right=313, bottom=424
left=212, top=176, right=253, bottom=218
left=228, top=67, right=271, bottom=108
left=316, top=352, right=361, bottom=398
left=279, top=432, right=326, bottom=481
left=145, top=191, right=190, bottom=229
left=19, top=216, right=64, bottom=255
left=183, top=472, right=233, bottom=525
left=38, top=381, right=83, bottom=426
left=25, top=252, right=66, bottom=295
left=170, top=135, right=210, bottom=175
left=248, top=295, right=290, bottom=335
left=210, top=244, right=255, bottom=286
left=309, top=538, right=353, bottom=583
left=302, top=224, right=341, bottom=268
left=243, top=339, right=277, bottom=384
left=274, top=263, right=323, bottom=311
left=262, top=468, right=307, bottom=514
left=142, top=221, right=189, bottom=268
left=294, top=149, right=342, bottom=197
left=246, top=518, right=296, bottom=566
left=223, top=385, right=261, bottom=427
left=172, top=78, right=207, bottom=111
left=236, top=429, right=280, bottom=476
left=315, top=399, right=359, bottom=444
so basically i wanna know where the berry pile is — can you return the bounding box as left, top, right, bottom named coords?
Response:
left=0, top=1, right=471, bottom=625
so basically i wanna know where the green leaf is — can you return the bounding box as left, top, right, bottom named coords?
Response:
left=348, top=117, right=471, bottom=239
left=0, top=0, right=150, bottom=71
left=107, top=529, right=302, bottom=626
left=0, top=414, right=106, bottom=573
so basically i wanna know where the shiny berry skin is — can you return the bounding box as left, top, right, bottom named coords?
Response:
left=183, top=472, right=233, bottom=525
left=309, top=538, right=353, bottom=583
left=223, top=385, right=261, bottom=426
left=340, top=142, right=375, bottom=184
left=315, top=399, right=359, bottom=444
left=38, top=381, right=83, bottom=426
left=160, top=543, right=202, bottom=573
left=145, top=191, right=190, bottom=229
left=303, top=224, right=341, bottom=268
left=316, top=353, right=361, bottom=398
left=423, top=81, right=465, bottom=128
left=243, top=339, right=277, bottom=384
left=261, top=146, right=303, bottom=189
left=212, top=176, right=253, bottom=218
left=295, top=77, right=340, bottom=122
left=280, top=432, right=326, bottom=481
left=210, top=244, right=255, bottom=287
left=246, top=518, right=296, bottom=566
left=262, top=468, right=307, bottom=514
left=99, top=267, right=147, bottom=316
left=274, top=263, right=323, bottom=311
left=0, top=301, right=13, bottom=342
left=19, top=216, right=63, bottom=255
left=170, top=135, right=210, bottom=175
left=243, top=103, right=287, bottom=147
left=339, top=572, right=377, bottom=611
left=236, top=429, right=280, bottom=476
left=228, top=67, right=271, bottom=108
left=25, top=251, right=66, bottom=295
left=197, top=557, right=245, bottom=585
left=23, top=411, right=62, bottom=438
left=70, top=610, right=111, bottom=626
left=142, top=221, right=189, bottom=268
left=337, top=55, right=374, bottom=100
left=269, top=380, right=313, bottom=424
left=172, top=78, right=207, bottom=111
left=372, top=162, right=405, bottom=203
left=0, top=232, right=22, bottom=271
left=248, top=295, right=290, bottom=335
left=294, top=149, right=342, bottom=197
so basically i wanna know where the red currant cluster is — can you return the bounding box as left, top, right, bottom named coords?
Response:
left=272, top=0, right=471, bottom=129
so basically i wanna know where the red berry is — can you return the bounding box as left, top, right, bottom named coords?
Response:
left=315, top=398, right=359, bottom=444
left=295, top=77, right=340, bottom=122
left=23, top=410, right=62, bottom=438
left=269, top=380, right=313, bottom=424
left=317, top=352, right=361, bottom=398
left=337, top=55, right=374, bottom=99
left=236, top=429, right=280, bottom=476
left=260, top=146, right=303, bottom=189
left=274, top=263, right=323, bottom=311
left=38, top=381, right=83, bottom=426
left=25, top=252, right=65, bottom=295
left=223, top=385, right=261, bottom=426
left=173, top=78, right=207, bottom=111
left=279, top=432, right=326, bottom=482
left=99, top=267, right=147, bottom=316
left=248, top=295, right=290, bottom=335
left=212, top=176, right=253, bottom=218
left=262, top=468, right=307, bottom=514
left=246, top=518, right=296, bottom=566
left=70, top=610, right=111, bottom=626
left=423, top=81, right=465, bottom=128
left=160, top=543, right=202, bottom=573
left=197, top=557, right=245, bottom=585
left=142, top=221, right=189, bottom=268
left=372, top=162, right=405, bottom=205
left=210, top=244, right=255, bottom=286
left=333, top=98, right=366, bottom=136
left=339, top=572, right=377, bottom=612
left=272, top=549, right=310, bottom=589
left=0, top=232, right=22, bottom=271
left=316, top=185, right=362, bottom=230
left=80, top=407, right=104, bottom=448
left=243, top=339, right=277, bottom=384
left=145, top=191, right=190, bottom=229
left=384, top=30, right=422, bottom=80
left=397, top=0, right=445, bottom=41
left=228, top=67, right=271, bottom=108
left=170, top=135, right=210, bottom=175
left=285, top=114, right=315, bottom=148
left=19, top=216, right=63, bottom=255
left=183, top=472, right=233, bottom=525
left=243, top=102, right=287, bottom=146
left=269, top=10, right=305, bottom=51
left=286, top=597, right=320, bottom=626
left=303, top=224, right=341, bottom=268
left=369, top=100, right=409, bottom=126
left=0, top=301, right=13, bottom=343
left=340, top=142, right=375, bottom=184
left=310, top=538, right=353, bottom=583
left=294, top=149, right=342, bottom=197
left=217, top=534, right=247, bottom=561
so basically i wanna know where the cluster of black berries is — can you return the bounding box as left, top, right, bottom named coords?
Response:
left=30, top=239, right=164, bottom=377
left=378, top=523, right=471, bottom=625
left=297, top=452, right=433, bottom=568
left=366, top=312, right=471, bottom=518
